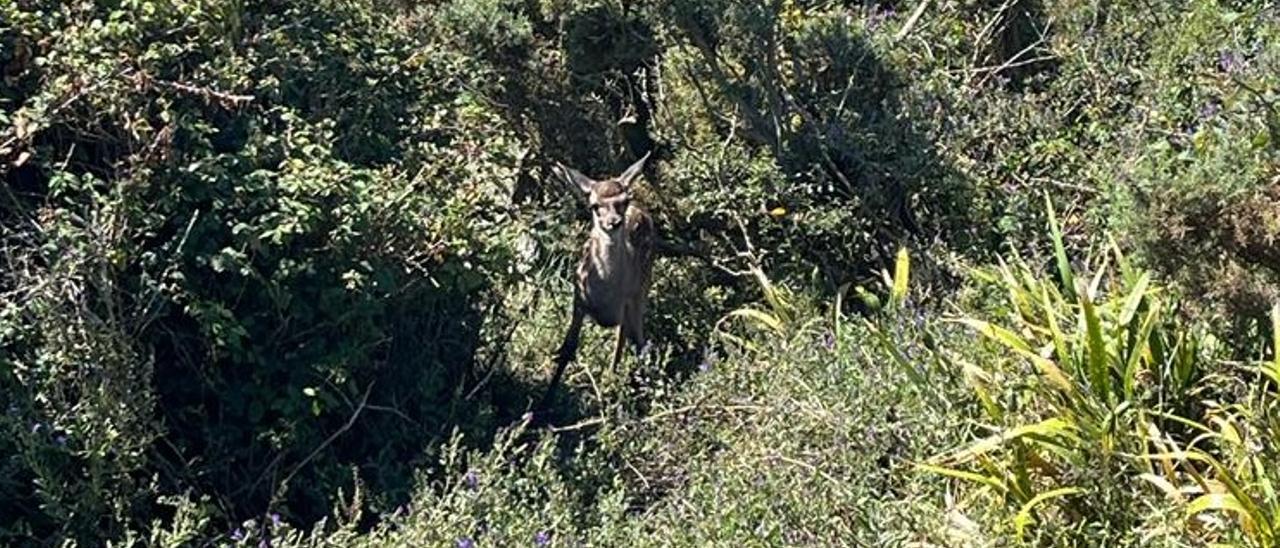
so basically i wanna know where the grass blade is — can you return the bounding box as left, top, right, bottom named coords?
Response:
left=1122, top=304, right=1159, bottom=400
left=1041, top=285, right=1069, bottom=368
left=954, top=318, right=1076, bottom=394
left=1118, top=273, right=1151, bottom=327
left=1015, top=487, right=1083, bottom=540
left=958, top=358, right=1003, bottom=421
left=915, top=462, right=1007, bottom=492
left=868, top=321, right=930, bottom=394
left=1271, top=304, right=1280, bottom=379
left=1045, top=193, right=1076, bottom=302
left=726, top=307, right=784, bottom=335
left=1186, top=493, right=1255, bottom=532
left=931, top=418, right=1077, bottom=466
left=1077, top=279, right=1112, bottom=403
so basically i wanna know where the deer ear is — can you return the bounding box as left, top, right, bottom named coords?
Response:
left=617, top=151, right=651, bottom=189
left=554, top=162, right=595, bottom=195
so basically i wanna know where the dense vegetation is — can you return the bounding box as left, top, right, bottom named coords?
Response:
left=1, top=0, right=1277, bottom=545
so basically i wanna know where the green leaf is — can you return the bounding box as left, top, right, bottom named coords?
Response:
left=953, top=318, right=1032, bottom=354
left=890, top=247, right=910, bottom=309
left=1118, top=273, right=1150, bottom=327
left=958, top=359, right=1002, bottom=421
left=1077, top=279, right=1112, bottom=403
left=931, top=418, right=1077, bottom=466
left=869, top=320, right=930, bottom=394
left=1272, top=304, right=1280, bottom=378
left=954, top=318, right=1076, bottom=394
left=915, top=462, right=1007, bottom=492
left=1186, top=493, right=1252, bottom=527
left=1138, top=473, right=1183, bottom=502
left=1015, top=487, right=1083, bottom=540
left=726, top=307, right=784, bottom=335
left=1122, top=304, right=1159, bottom=400
left=1045, top=193, right=1076, bottom=302
left=1041, top=285, right=1069, bottom=369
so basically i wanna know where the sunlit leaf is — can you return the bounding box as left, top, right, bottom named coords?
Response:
left=890, top=247, right=910, bottom=309
left=1014, top=487, right=1083, bottom=540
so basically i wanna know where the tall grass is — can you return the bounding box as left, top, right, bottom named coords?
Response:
left=921, top=201, right=1279, bottom=544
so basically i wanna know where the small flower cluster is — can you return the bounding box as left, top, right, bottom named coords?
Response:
left=455, top=531, right=549, bottom=547
left=866, top=6, right=896, bottom=31
left=28, top=420, right=69, bottom=447
left=228, top=512, right=285, bottom=547
left=699, top=347, right=719, bottom=372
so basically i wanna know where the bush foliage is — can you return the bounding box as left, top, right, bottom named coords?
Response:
left=1, top=0, right=1277, bottom=545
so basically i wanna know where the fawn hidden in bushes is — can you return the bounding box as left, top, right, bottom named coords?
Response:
left=540, top=152, right=655, bottom=409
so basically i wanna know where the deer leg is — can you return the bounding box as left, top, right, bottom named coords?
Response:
left=542, top=298, right=585, bottom=408
left=611, top=324, right=626, bottom=369
left=624, top=308, right=645, bottom=358
left=624, top=298, right=647, bottom=357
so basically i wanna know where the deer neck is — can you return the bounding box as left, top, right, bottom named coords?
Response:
left=588, top=227, right=627, bottom=279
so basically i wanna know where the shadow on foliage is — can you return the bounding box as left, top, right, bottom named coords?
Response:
left=453, top=1, right=984, bottom=516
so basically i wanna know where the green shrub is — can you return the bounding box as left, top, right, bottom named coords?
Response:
left=3, top=0, right=1279, bottom=545
left=0, top=0, right=521, bottom=541
left=1100, top=4, right=1280, bottom=347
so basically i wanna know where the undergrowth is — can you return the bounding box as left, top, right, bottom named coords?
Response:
left=2, top=0, right=1277, bottom=546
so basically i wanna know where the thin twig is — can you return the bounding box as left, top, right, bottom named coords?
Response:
left=144, top=74, right=255, bottom=109
left=248, top=383, right=375, bottom=499
left=279, top=383, right=374, bottom=487
left=969, top=0, right=1017, bottom=69
left=974, top=17, right=1055, bottom=88
left=549, top=417, right=606, bottom=433
left=641, top=403, right=769, bottom=424
left=623, top=457, right=651, bottom=492
left=963, top=55, right=1058, bottom=76
left=894, top=0, right=932, bottom=42
left=363, top=403, right=418, bottom=426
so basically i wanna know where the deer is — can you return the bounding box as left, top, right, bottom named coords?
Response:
left=540, top=152, right=655, bottom=408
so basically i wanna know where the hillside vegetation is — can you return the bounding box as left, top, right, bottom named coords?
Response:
left=2, top=0, right=1278, bottom=545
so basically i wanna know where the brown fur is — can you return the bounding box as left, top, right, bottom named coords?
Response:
left=541, top=153, right=655, bottom=408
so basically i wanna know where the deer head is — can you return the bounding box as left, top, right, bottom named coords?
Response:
left=554, top=152, right=650, bottom=237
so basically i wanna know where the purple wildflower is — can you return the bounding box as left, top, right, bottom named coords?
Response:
left=258, top=539, right=270, bottom=548
left=1218, top=50, right=1243, bottom=74
left=54, top=435, right=67, bottom=447
left=534, top=531, right=551, bottom=546
left=270, top=513, right=282, bottom=528
left=457, top=537, right=475, bottom=548
left=464, top=470, right=479, bottom=491
left=231, top=528, right=245, bottom=542
left=699, top=348, right=718, bottom=372
left=1199, top=101, right=1221, bottom=120
left=867, top=5, right=896, bottom=30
